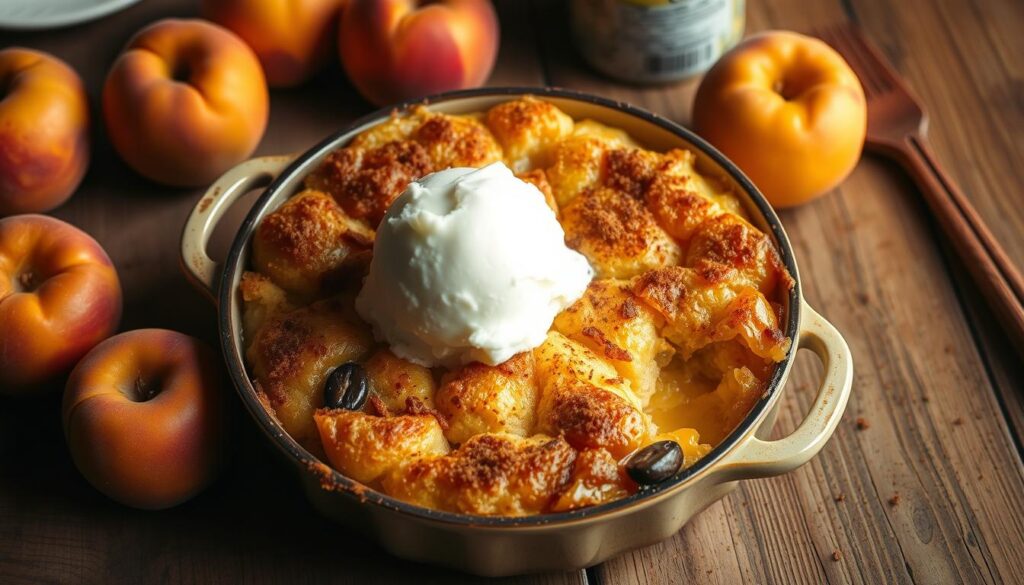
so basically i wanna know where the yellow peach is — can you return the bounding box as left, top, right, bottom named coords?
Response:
left=0, top=48, right=89, bottom=215
left=103, top=19, right=269, bottom=186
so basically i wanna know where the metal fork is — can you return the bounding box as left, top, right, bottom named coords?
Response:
left=817, top=23, right=1024, bottom=350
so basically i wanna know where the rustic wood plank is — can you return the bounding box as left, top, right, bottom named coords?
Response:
left=846, top=0, right=1024, bottom=453
left=0, top=0, right=576, bottom=583
left=950, top=259, right=1024, bottom=479
left=528, top=0, right=1024, bottom=583
left=0, top=400, right=587, bottom=584
left=849, top=0, right=1024, bottom=268
left=2, top=0, right=1022, bottom=582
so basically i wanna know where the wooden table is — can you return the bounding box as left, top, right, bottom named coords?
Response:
left=3, top=0, right=1023, bottom=582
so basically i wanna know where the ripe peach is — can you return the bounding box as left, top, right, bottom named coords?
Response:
left=102, top=19, right=269, bottom=187
left=62, top=329, right=226, bottom=510
left=340, top=0, right=499, bottom=106
left=0, top=48, right=89, bottom=215
left=693, top=31, right=866, bottom=208
left=0, top=215, right=121, bottom=395
left=202, top=0, right=345, bottom=87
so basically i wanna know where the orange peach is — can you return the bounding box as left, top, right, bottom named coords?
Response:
left=202, top=0, right=345, bottom=87
left=692, top=31, right=866, bottom=208
left=62, top=329, right=226, bottom=510
left=0, top=215, right=121, bottom=395
left=340, top=0, right=499, bottom=106
left=102, top=19, right=269, bottom=187
left=0, top=48, right=89, bottom=215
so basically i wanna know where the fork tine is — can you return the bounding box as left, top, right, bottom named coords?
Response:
left=814, top=23, right=888, bottom=99
left=815, top=22, right=897, bottom=100
left=843, top=24, right=904, bottom=92
left=831, top=24, right=889, bottom=94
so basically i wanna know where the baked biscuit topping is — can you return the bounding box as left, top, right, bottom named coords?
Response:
left=241, top=97, right=793, bottom=516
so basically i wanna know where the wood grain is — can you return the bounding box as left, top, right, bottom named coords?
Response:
left=526, top=0, right=1024, bottom=583
left=2, top=0, right=1023, bottom=583
left=816, top=20, right=1024, bottom=357
left=0, top=1, right=574, bottom=584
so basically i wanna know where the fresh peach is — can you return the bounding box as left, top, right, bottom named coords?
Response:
left=102, top=19, right=269, bottom=187
left=0, top=48, right=89, bottom=215
left=0, top=215, right=121, bottom=395
left=62, top=329, right=226, bottom=510
left=202, top=0, right=345, bottom=87
left=340, top=0, right=499, bottom=106
left=693, top=31, right=866, bottom=208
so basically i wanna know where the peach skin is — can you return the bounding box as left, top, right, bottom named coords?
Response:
left=0, top=48, right=89, bottom=216
left=340, top=0, right=499, bottom=106
left=0, top=215, right=121, bottom=395
left=102, top=18, right=269, bottom=187
left=62, top=329, right=226, bottom=510
left=692, top=31, right=866, bottom=209
left=202, top=0, right=345, bottom=87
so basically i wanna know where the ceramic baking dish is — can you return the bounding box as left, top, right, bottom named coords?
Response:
left=180, top=87, right=853, bottom=577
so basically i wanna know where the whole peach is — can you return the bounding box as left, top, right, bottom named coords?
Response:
left=202, top=0, right=345, bottom=87
left=0, top=48, right=89, bottom=215
left=340, top=0, right=499, bottom=106
left=693, top=31, right=866, bottom=208
left=0, top=215, right=121, bottom=395
left=102, top=19, right=269, bottom=187
left=62, top=329, right=226, bottom=510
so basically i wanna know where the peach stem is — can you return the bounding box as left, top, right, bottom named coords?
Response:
left=14, top=270, right=38, bottom=293
left=132, top=376, right=162, bottom=402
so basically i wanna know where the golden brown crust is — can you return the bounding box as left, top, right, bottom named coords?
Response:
left=239, top=270, right=280, bottom=303
left=257, top=191, right=369, bottom=261
left=247, top=298, right=373, bottom=448
left=581, top=326, right=632, bottom=362
left=251, top=190, right=373, bottom=297
left=550, top=448, right=634, bottom=512
left=485, top=96, right=574, bottom=172
left=562, top=187, right=681, bottom=278
left=305, top=110, right=501, bottom=227
left=632, top=265, right=727, bottom=322
left=541, top=382, right=647, bottom=458
left=363, top=348, right=437, bottom=414
left=348, top=108, right=424, bottom=149
left=545, top=135, right=610, bottom=206
left=685, top=213, right=792, bottom=296
left=436, top=352, right=538, bottom=444
left=645, top=174, right=724, bottom=244
left=632, top=266, right=789, bottom=361
left=713, top=288, right=791, bottom=361
left=381, top=433, right=576, bottom=516
left=305, top=141, right=432, bottom=227
left=571, top=119, right=639, bottom=146
left=412, top=113, right=503, bottom=169
left=603, top=147, right=664, bottom=200
left=553, top=279, right=666, bottom=405
left=240, top=96, right=798, bottom=517
left=534, top=333, right=649, bottom=458
left=315, top=409, right=449, bottom=484
left=239, top=271, right=293, bottom=347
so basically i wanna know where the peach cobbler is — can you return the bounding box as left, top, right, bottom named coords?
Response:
left=240, top=96, right=793, bottom=516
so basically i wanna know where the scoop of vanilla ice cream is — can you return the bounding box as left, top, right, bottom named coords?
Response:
left=355, top=162, right=594, bottom=368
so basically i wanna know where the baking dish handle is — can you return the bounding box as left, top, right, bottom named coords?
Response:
left=711, top=302, right=853, bottom=482
left=180, top=155, right=293, bottom=303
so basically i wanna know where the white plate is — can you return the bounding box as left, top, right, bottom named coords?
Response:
left=0, top=0, right=142, bottom=30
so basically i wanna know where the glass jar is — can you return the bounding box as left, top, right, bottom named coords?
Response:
left=570, top=0, right=746, bottom=83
